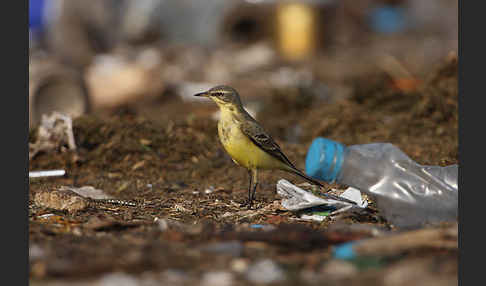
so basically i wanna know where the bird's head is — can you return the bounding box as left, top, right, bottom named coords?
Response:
left=194, top=85, right=243, bottom=109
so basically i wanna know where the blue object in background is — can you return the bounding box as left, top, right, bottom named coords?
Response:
left=29, top=0, right=46, bottom=32
left=369, top=5, right=407, bottom=34
left=333, top=242, right=357, bottom=260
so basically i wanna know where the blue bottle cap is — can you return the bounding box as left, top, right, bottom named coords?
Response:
left=305, top=137, right=345, bottom=183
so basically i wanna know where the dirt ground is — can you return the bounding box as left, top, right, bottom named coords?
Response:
left=29, top=50, right=458, bottom=285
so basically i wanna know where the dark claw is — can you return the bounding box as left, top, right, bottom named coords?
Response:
left=240, top=200, right=253, bottom=209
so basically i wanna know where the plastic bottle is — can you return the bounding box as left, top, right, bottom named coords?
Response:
left=305, top=137, right=458, bottom=228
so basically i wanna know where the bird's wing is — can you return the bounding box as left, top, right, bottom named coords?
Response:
left=240, top=115, right=297, bottom=170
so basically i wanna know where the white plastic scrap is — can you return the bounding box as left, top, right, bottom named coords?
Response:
left=277, top=179, right=353, bottom=211
left=59, top=186, right=113, bottom=200
left=300, top=214, right=327, bottom=222
left=276, top=179, right=367, bottom=220
left=340, top=187, right=368, bottom=208
left=29, top=169, right=66, bottom=178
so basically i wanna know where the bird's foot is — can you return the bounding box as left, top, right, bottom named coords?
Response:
left=240, top=200, right=254, bottom=210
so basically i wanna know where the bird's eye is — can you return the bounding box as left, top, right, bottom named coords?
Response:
left=214, top=92, right=223, bottom=97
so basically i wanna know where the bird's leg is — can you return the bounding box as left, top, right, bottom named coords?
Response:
left=240, top=169, right=253, bottom=209
left=250, top=169, right=258, bottom=204
left=248, top=168, right=254, bottom=207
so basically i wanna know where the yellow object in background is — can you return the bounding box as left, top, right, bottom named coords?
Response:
left=276, top=2, right=316, bottom=61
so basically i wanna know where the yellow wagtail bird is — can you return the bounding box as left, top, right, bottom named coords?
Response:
left=194, top=85, right=328, bottom=208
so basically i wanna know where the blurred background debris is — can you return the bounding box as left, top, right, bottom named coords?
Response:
left=29, top=0, right=457, bottom=128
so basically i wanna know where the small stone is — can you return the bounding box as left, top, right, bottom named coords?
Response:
left=34, top=189, right=88, bottom=213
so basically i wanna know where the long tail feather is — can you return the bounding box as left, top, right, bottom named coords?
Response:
left=288, top=168, right=358, bottom=205
left=287, top=167, right=324, bottom=187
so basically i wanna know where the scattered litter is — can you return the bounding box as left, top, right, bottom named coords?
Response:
left=277, top=179, right=351, bottom=211
left=29, top=112, right=76, bottom=160
left=245, top=259, right=285, bottom=284
left=29, top=169, right=66, bottom=178
left=300, top=214, right=327, bottom=222
left=37, top=213, right=55, bottom=219
left=333, top=223, right=458, bottom=260
left=340, top=188, right=369, bottom=208
left=305, top=137, right=458, bottom=228
left=277, top=179, right=366, bottom=221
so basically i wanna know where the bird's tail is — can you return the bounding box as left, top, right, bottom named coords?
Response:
left=287, top=167, right=358, bottom=205
left=288, top=167, right=324, bottom=187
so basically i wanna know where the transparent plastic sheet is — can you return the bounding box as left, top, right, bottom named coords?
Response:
left=338, top=143, right=458, bottom=229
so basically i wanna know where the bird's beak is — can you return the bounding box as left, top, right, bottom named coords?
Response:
left=194, top=91, right=209, bottom=97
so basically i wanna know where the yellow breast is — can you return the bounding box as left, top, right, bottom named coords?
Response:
left=217, top=110, right=285, bottom=170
